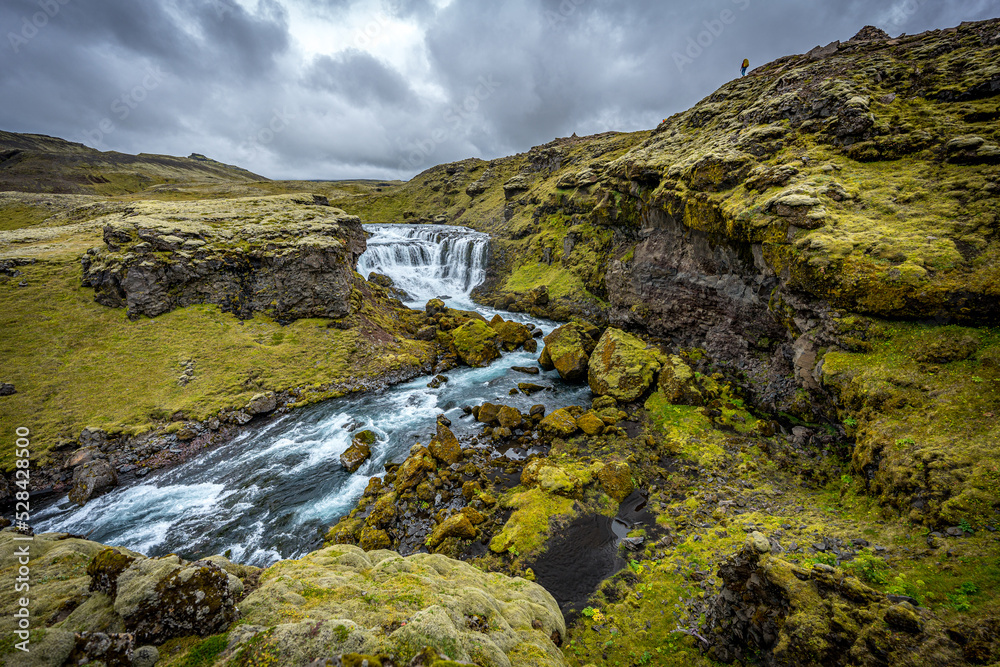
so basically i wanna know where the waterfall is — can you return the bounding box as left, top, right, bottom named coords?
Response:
left=358, top=224, right=490, bottom=307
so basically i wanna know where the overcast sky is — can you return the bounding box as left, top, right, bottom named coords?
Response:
left=1, top=0, right=997, bottom=180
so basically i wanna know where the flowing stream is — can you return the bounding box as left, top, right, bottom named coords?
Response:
left=35, top=224, right=590, bottom=566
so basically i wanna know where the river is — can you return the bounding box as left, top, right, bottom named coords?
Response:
left=34, top=224, right=590, bottom=566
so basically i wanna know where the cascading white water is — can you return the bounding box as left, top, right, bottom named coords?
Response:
left=33, top=224, right=589, bottom=566
left=358, top=224, right=490, bottom=308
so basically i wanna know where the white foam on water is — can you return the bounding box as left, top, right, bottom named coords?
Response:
left=294, top=471, right=372, bottom=524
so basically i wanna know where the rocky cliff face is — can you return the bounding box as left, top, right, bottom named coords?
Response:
left=81, top=194, right=366, bottom=321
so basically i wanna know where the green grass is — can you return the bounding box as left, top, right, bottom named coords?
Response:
left=0, top=203, right=54, bottom=230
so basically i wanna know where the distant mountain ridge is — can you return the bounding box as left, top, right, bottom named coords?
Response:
left=0, top=130, right=266, bottom=195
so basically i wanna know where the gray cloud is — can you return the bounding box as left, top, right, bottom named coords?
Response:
left=1, top=0, right=997, bottom=180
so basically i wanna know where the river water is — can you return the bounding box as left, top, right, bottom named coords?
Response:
left=35, top=224, right=590, bottom=566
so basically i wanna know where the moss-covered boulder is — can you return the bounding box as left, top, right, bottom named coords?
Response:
left=427, top=422, right=462, bottom=465
left=595, top=461, right=634, bottom=502
left=452, top=320, right=501, bottom=368
left=587, top=328, right=661, bottom=402
left=491, top=318, right=533, bottom=352
left=68, top=459, right=118, bottom=506
left=657, top=355, right=717, bottom=406
left=114, top=555, right=243, bottom=644
left=576, top=411, right=606, bottom=436
left=394, top=447, right=436, bottom=491
left=426, top=513, right=477, bottom=548
left=341, top=441, right=372, bottom=473
left=539, top=322, right=600, bottom=382
left=237, top=544, right=566, bottom=666
left=497, top=405, right=523, bottom=429
left=539, top=408, right=579, bottom=436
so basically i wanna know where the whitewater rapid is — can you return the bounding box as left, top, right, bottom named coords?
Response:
left=35, top=223, right=588, bottom=565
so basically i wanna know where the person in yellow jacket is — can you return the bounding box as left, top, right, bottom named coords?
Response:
left=741, top=58, right=749, bottom=76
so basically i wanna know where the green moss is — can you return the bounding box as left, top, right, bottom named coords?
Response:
left=489, top=487, right=575, bottom=558
left=179, top=633, right=229, bottom=667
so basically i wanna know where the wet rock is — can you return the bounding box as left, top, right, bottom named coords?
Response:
left=540, top=322, right=600, bottom=381
left=518, top=382, right=546, bottom=396
left=529, top=404, right=546, bottom=418
left=426, top=374, right=449, bottom=389
left=512, top=365, right=540, bottom=375
left=489, top=317, right=533, bottom=351
left=588, top=328, right=661, bottom=402
left=452, top=320, right=501, bottom=367
left=68, top=459, right=118, bottom=506
left=477, top=402, right=501, bottom=424
left=341, top=441, right=372, bottom=473
left=428, top=423, right=462, bottom=464
left=497, top=405, right=523, bottom=429
left=395, top=447, right=436, bottom=491
left=539, top=408, right=579, bottom=436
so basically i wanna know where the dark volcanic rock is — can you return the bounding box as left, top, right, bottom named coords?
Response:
left=68, top=459, right=118, bottom=506
left=81, top=195, right=366, bottom=321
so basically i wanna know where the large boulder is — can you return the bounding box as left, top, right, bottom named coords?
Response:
left=68, top=459, right=118, bottom=506
left=489, top=317, right=533, bottom=351
left=111, top=556, right=243, bottom=644
left=539, top=408, right=579, bottom=437
left=245, top=391, right=277, bottom=415
left=657, top=355, right=717, bottom=406
left=236, top=544, right=566, bottom=667
left=340, top=442, right=371, bottom=473
left=452, top=320, right=501, bottom=367
left=539, top=322, right=601, bottom=382
left=427, top=423, right=462, bottom=465
left=587, top=328, right=662, bottom=402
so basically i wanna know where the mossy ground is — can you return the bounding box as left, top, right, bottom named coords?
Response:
left=821, top=321, right=1000, bottom=527
left=559, top=405, right=1000, bottom=666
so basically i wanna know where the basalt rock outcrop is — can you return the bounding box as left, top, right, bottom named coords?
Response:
left=81, top=194, right=366, bottom=320
left=705, top=535, right=965, bottom=666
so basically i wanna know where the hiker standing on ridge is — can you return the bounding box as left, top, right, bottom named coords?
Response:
left=741, top=58, right=749, bottom=76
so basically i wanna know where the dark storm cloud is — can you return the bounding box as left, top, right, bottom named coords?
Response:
left=307, top=49, right=417, bottom=107
left=1, top=0, right=997, bottom=179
